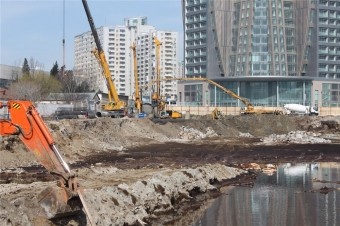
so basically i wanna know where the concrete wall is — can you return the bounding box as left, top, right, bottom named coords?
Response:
left=36, top=103, right=73, bottom=116
left=319, top=107, right=340, bottom=116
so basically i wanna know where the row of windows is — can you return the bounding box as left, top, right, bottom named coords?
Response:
left=186, top=65, right=206, bottom=74
left=186, top=39, right=206, bottom=46
left=319, top=64, right=340, bottom=70
left=319, top=9, right=340, bottom=18
left=319, top=55, right=340, bottom=60
left=319, top=18, right=340, bottom=25
left=186, top=21, right=207, bottom=30
left=186, top=56, right=207, bottom=64
left=186, top=13, right=207, bottom=23
left=109, top=29, right=125, bottom=33
left=319, top=1, right=340, bottom=7
left=186, top=48, right=207, bottom=56
left=186, top=3, right=206, bottom=12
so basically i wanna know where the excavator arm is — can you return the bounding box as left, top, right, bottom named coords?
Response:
left=0, top=101, right=93, bottom=221
left=0, top=101, right=70, bottom=177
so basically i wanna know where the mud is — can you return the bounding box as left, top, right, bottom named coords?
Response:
left=1, top=115, right=340, bottom=225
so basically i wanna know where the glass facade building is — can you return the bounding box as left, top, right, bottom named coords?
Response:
left=181, top=0, right=340, bottom=107
left=316, top=1, right=340, bottom=79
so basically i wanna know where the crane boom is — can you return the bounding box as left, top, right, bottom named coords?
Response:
left=143, top=77, right=254, bottom=109
left=143, top=77, right=285, bottom=114
left=82, top=0, right=125, bottom=111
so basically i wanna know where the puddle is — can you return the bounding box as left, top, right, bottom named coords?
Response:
left=193, top=162, right=340, bottom=226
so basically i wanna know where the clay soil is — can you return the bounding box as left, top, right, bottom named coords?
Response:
left=1, top=115, right=340, bottom=225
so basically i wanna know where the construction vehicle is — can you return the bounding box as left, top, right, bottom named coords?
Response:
left=159, top=110, right=183, bottom=119
left=283, top=104, right=319, bottom=115
left=0, top=100, right=94, bottom=223
left=144, top=77, right=282, bottom=115
left=82, top=0, right=126, bottom=118
left=151, top=36, right=166, bottom=117
left=130, top=42, right=142, bottom=114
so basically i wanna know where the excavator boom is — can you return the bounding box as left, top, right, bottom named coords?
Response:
left=0, top=101, right=68, bottom=175
left=0, top=100, right=92, bottom=221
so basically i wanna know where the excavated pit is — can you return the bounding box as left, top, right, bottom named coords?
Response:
left=1, top=115, right=340, bottom=225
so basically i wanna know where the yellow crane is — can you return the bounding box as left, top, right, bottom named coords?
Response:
left=144, top=77, right=282, bottom=115
left=130, top=42, right=142, bottom=114
left=82, top=0, right=125, bottom=116
left=151, top=36, right=166, bottom=116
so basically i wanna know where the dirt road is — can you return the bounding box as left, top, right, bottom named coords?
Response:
left=1, top=115, right=339, bottom=225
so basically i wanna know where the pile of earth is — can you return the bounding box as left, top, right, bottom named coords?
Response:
left=1, top=115, right=340, bottom=169
left=1, top=115, right=340, bottom=226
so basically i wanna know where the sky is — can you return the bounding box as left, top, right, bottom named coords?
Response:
left=0, top=0, right=183, bottom=71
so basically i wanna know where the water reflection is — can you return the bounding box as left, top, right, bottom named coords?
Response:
left=193, top=162, right=340, bottom=226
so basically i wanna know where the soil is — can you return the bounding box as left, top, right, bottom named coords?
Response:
left=1, top=114, right=340, bottom=225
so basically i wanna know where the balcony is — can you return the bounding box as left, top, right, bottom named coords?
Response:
left=318, top=49, right=328, bottom=54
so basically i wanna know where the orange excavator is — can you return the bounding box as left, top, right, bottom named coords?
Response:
left=0, top=100, right=94, bottom=223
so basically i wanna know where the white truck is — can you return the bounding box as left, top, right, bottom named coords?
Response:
left=283, top=104, right=319, bottom=116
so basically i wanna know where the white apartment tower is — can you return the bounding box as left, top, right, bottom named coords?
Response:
left=74, top=26, right=131, bottom=96
left=74, top=17, right=179, bottom=100
left=154, top=31, right=179, bottom=99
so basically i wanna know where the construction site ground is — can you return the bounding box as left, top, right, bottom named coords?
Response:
left=1, top=114, right=340, bottom=225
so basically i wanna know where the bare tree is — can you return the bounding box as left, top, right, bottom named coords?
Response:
left=7, top=71, right=62, bottom=102
left=7, top=79, right=41, bottom=101
left=61, top=70, right=78, bottom=93
left=29, top=57, right=44, bottom=76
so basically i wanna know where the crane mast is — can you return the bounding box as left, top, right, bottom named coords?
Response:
left=151, top=36, right=165, bottom=116
left=82, top=0, right=125, bottom=111
left=153, top=36, right=162, bottom=101
left=131, top=42, right=142, bottom=113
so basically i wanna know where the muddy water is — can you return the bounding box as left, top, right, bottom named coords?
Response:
left=193, top=162, right=340, bottom=226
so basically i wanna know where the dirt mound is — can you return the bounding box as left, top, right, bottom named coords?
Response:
left=1, top=115, right=339, bottom=169
left=1, top=115, right=340, bottom=225
left=81, top=164, right=245, bottom=225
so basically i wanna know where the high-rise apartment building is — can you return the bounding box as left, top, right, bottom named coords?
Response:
left=74, top=17, right=179, bottom=100
left=181, top=0, right=340, bottom=107
left=74, top=25, right=131, bottom=96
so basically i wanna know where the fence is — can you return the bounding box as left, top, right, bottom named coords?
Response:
left=319, top=107, right=340, bottom=116
left=166, top=106, right=241, bottom=116
left=166, top=105, right=340, bottom=116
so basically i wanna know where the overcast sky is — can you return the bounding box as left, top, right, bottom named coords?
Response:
left=0, top=0, right=183, bottom=71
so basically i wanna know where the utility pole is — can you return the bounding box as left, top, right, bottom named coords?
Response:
left=61, top=0, right=66, bottom=78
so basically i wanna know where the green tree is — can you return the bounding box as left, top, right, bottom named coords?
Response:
left=35, top=73, right=62, bottom=97
left=22, top=58, right=30, bottom=76
left=50, top=61, right=59, bottom=77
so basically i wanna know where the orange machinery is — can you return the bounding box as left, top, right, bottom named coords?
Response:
left=0, top=100, right=93, bottom=222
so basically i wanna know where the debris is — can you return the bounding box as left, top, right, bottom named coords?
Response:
left=260, top=131, right=331, bottom=144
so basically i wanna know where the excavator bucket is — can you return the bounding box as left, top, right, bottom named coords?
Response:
left=37, top=186, right=82, bottom=219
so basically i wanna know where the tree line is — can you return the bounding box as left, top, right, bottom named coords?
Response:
left=7, top=58, right=92, bottom=101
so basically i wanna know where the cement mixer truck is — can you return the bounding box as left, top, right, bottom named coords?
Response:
left=283, top=104, right=319, bottom=116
